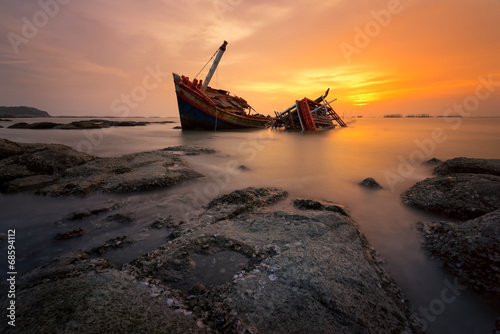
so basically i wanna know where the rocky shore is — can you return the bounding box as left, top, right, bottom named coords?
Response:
left=0, top=186, right=422, bottom=333
left=402, top=157, right=500, bottom=293
left=7, top=138, right=499, bottom=332
left=0, top=139, right=203, bottom=196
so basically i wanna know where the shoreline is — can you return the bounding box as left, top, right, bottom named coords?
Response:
left=0, top=138, right=498, bottom=328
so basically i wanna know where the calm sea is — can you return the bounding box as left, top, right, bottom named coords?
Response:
left=1, top=117, right=499, bottom=333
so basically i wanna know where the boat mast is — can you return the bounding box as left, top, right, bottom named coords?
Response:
left=201, top=41, right=228, bottom=92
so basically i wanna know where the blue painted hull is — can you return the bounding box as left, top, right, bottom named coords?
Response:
left=176, top=95, right=237, bottom=130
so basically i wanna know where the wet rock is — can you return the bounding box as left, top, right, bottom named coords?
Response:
left=189, top=283, right=208, bottom=295
left=2, top=251, right=204, bottom=334
left=402, top=173, right=500, bottom=220
left=5, top=175, right=58, bottom=192
left=126, top=187, right=420, bottom=333
left=238, top=165, right=250, bottom=171
left=8, top=122, right=60, bottom=129
left=0, top=139, right=95, bottom=178
left=205, top=187, right=288, bottom=221
left=130, top=234, right=257, bottom=294
left=293, top=198, right=350, bottom=217
left=359, top=177, right=383, bottom=189
left=417, top=210, right=500, bottom=293
left=0, top=139, right=203, bottom=196
left=195, top=212, right=418, bottom=333
left=149, top=216, right=179, bottom=229
left=64, top=203, right=120, bottom=221
left=54, top=228, right=84, bottom=240
left=91, top=235, right=134, bottom=255
left=0, top=139, right=25, bottom=159
left=64, top=209, right=92, bottom=221
left=70, top=120, right=145, bottom=128
left=53, top=123, right=78, bottom=129
left=8, top=187, right=421, bottom=333
left=20, top=251, right=113, bottom=287
left=433, top=157, right=500, bottom=177
left=162, top=145, right=216, bottom=155
left=426, top=157, right=442, bottom=164
left=106, top=213, right=134, bottom=224
left=7, top=119, right=175, bottom=130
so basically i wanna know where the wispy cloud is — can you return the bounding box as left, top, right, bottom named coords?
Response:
left=0, top=0, right=499, bottom=116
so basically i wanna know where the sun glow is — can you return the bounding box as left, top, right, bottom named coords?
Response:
left=348, top=92, right=384, bottom=106
left=1, top=0, right=499, bottom=116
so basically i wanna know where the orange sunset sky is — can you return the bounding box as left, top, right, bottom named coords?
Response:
left=1, top=0, right=500, bottom=117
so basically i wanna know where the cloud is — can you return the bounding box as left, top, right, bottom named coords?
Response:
left=0, top=0, right=499, bottom=116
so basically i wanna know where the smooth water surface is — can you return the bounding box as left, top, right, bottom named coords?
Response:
left=1, top=117, right=499, bottom=333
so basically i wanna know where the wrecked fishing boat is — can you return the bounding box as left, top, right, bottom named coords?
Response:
left=271, top=89, right=347, bottom=130
left=173, top=41, right=270, bottom=130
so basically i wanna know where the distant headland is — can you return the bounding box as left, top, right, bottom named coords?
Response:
left=0, top=106, right=51, bottom=117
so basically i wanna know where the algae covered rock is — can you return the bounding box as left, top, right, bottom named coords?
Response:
left=418, top=210, right=500, bottom=293
left=1, top=251, right=204, bottom=334
left=0, top=139, right=203, bottom=196
left=402, top=158, right=500, bottom=220
left=402, top=174, right=500, bottom=220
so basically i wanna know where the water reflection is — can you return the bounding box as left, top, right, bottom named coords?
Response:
left=1, top=117, right=499, bottom=333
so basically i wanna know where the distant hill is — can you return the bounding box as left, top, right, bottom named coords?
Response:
left=0, top=106, right=51, bottom=117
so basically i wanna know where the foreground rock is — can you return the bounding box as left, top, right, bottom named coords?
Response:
left=404, top=157, right=500, bottom=294
left=127, top=187, right=420, bottom=333
left=418, top=210, right=500, bottom=293
left=0, top=139, right=203, bottom=196
left=1, top=187, right=421, bottom=333
left=7, top=119, right=175, bottom=129
left=2, top=251, right=204, bottom=334
left=402, top=158, right=500, bottom=220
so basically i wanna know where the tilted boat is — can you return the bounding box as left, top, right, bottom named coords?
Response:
left=173, top=41, right=270, bottom=130
left=271, top=89, right=347, bottom=130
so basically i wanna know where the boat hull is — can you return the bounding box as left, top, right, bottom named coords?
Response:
left=176, top=94, right=229, bottom=130
left=174, top=74, right=269, bottom=130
